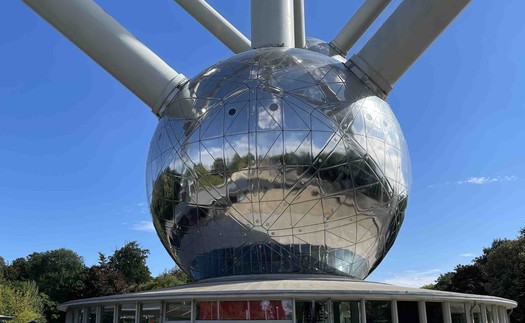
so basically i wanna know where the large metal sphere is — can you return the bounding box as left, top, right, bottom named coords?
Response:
left=147, top=47, right=411, bottom=281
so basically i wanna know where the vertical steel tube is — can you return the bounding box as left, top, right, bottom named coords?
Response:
left=251, top=0, right=295, bottom=48
left=331, top=0, right=391, bottom=56
left=174, top=0, right=251, bottom=53
left=294, top=0, right=306, bottom=48
left=22, top=0, right=187, bottom=116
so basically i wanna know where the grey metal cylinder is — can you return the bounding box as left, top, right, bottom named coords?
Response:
left=174, top=0, right=251, bottom=53
left=251, top=0, right=295, bottom=48
left=23, top=0, right=187, bottom=115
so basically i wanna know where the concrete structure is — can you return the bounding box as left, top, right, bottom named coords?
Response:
left=59, top=276, right=516, bottom=323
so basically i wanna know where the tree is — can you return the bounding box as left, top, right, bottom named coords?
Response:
left=109, top=241, right=151, bottom=287
left=426, top=228, right=525, bottom=323
left=81, top=253, right=130, bottom=298
left=19, top=249, right=87, bottom=304
left=0, top=281, right=45, bottom=323
left=139, top=268, right=191, bottom=291
left=483, top=232, right=525, bottom=322
left=0, top=256, right=5, bottom=282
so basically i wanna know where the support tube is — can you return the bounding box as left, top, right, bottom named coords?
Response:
left=294, top=0, right=306, bottom=48
left=348, top=0, right=471, bottom=95
left=23, top=0, right=187, bottom=116
left=251, top=0, right=295, bottom=48
left=174, top=0, right=251, bottom=53
left=331, top=0, right=391, bottom=56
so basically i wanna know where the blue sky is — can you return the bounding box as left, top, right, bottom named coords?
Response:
left=1, top=0, right=524, bottom=287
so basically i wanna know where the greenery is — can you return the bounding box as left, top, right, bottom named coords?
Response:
left=0, top=281, right=45, bottom=323
left=0, top=241, right=190, bottom=323
left=423, top=228, right=525, bottom=322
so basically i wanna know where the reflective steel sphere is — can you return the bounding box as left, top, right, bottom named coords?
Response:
left=147, top=46, right=411, bottom=281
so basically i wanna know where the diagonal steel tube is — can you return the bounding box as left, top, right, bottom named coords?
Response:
left=348, top=0, right=471, bottom=95
left=174, top=0, right=251, bottom=53
left=330, top=0, right=391, bottom=56
left=22, top=0, right=188, bottom=116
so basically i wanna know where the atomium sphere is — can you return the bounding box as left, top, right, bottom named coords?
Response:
left=146, top=45, right=411, bottom=281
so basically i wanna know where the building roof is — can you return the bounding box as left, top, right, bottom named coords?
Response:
left=58, top=275, right=517, bottom=311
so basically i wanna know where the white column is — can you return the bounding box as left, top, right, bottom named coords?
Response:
left=135, top=303, right=141, bottom=323
left=391, top=300, right=399, bottom=323
left=113, top=305, right=119, bottom=323
left=160, top=301, right=165, bottom=323
left=83, top=307, right=89, bottom=323
left=443, top=302, right=452, bottom=323
left=465, top=304, right=473, bottom=323
left=174, top=0, right=251, bottom=53
left=480, top=304, right=488, bottom=323
left=22, top=0, right=188, bottom=116
left=191, top=300, right=195, bottom=323
left=251, top=0, right=295, bottom=48
left=492, top=305, right=500, bottom=323
left=330, top=0, right=391, bottom=56
left=95, top=306, right=102, bottom=323
left=418, top=301, right=428, bottom=323
left=361, top=299, right=367, bottom=323
left=498, top=307, right=507, bottom=323
left=292, top=299, right=297, bottom=323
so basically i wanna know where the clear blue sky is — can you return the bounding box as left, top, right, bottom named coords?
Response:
left=1, top=0, right=524, bottom=287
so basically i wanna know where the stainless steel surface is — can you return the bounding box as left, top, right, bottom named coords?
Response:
left=147, top=47, right=410, bottom=281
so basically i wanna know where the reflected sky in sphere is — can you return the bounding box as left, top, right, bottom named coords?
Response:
left=147, top=46, right=411, bottom=281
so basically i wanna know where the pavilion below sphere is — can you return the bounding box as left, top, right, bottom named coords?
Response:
left=146, top=47, right=411, bottom=281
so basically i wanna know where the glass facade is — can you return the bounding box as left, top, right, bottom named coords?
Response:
left=397, top=301, right=418, bottom=323
left=365, top=301, right=391, bottom=323
left=425, top=302, right=443, bottom=323
left=166, top=301, right=192, bottom=322
left=332, top=301, right=361, bottom=323
left=450, top=303, right=466, bottom=323
left=118, top=304, right=136, bottom=323
left=196, top=300, right=292, bottom=321
left=69, top=300, right=510, bottom=323
left=88, top=307, right=96, bottom=323
left=147, top=47, right=411, bottom=281
left=103, top=306, right=115, bottom=323
left=295, top=301, right=329, bottom=323
left=140, top=303, right=161, bottom=323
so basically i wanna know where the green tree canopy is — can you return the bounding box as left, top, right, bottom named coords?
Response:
left=16, top=249, right=86, bottom=304
left=0, top=281, right=45, bottom=323
left=81, top=253, right=130, bottom=298
left=109, top=241, right=151, bottom=286
left=425, top=228, right=525, bottom=322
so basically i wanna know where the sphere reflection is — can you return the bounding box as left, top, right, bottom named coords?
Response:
left=147, top=47, right=410, bottom=281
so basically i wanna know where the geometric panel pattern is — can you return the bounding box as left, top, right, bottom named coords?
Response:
left=146, top=45, right=411, bottom=281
